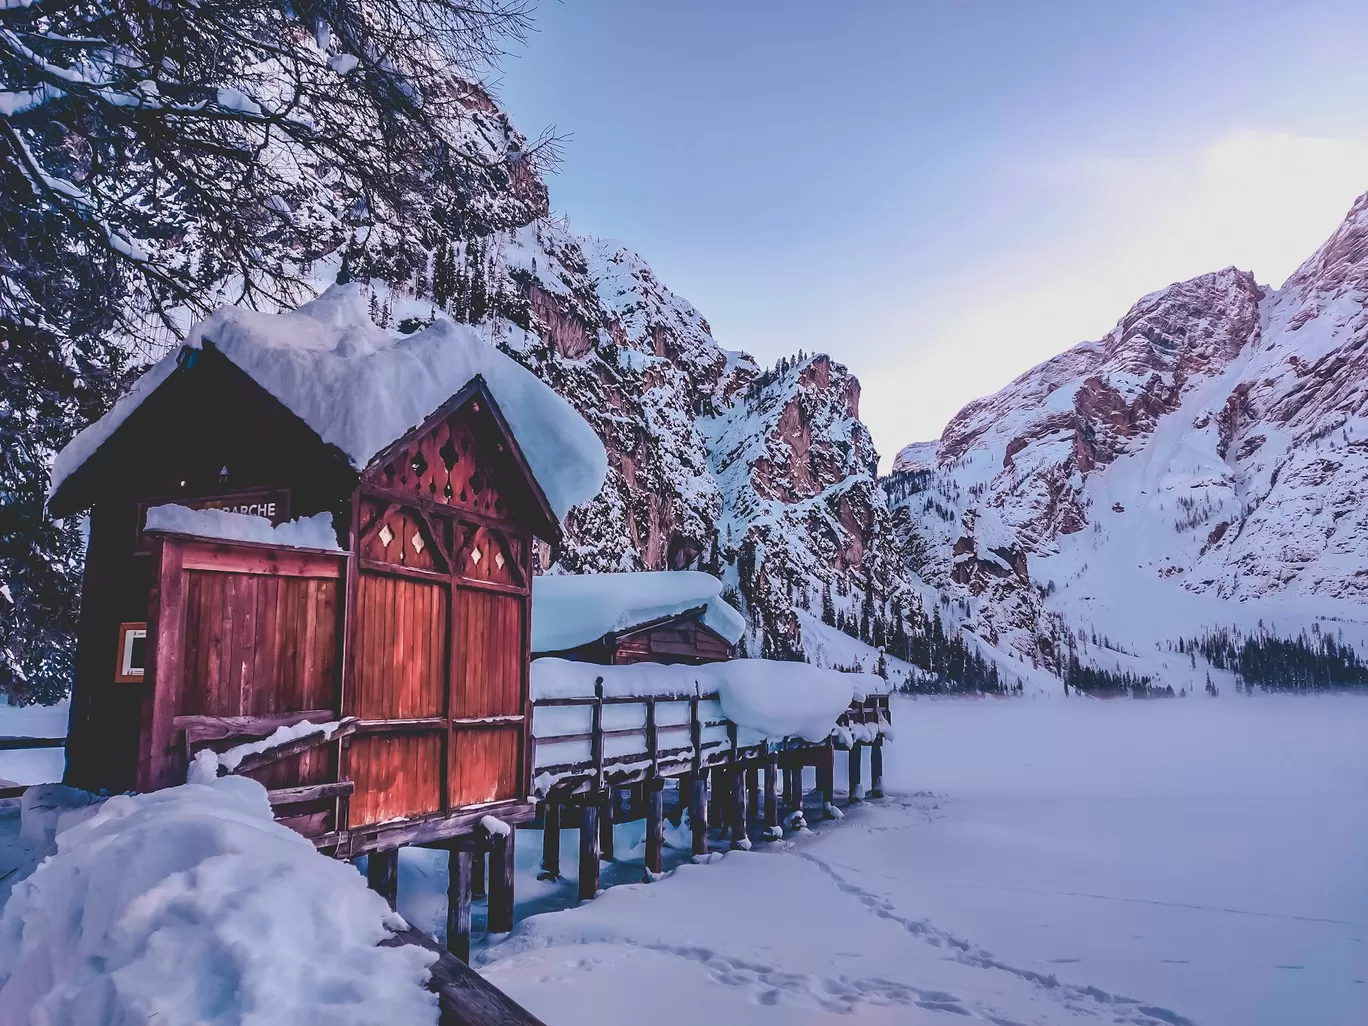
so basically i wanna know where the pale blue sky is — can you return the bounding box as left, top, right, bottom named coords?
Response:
left=496, top=0, right=1368, bottom=467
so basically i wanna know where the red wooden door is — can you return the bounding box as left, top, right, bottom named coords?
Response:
left=449, top=586, right=526, bottom=806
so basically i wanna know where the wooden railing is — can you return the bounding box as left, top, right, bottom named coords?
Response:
left=531, top=684, right=891, bottom=797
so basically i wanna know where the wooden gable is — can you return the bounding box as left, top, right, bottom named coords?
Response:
left=358, top=377, right=559, bottom=545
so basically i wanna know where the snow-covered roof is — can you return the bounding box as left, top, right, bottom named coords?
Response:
left=50, top=284, right=608, bottom=521
left=531, top=571, right=745, bottom=653
left=530, top=657, right=871, bottom=744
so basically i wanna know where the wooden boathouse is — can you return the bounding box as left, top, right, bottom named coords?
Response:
left=41, top=286, right=894, bottom=974
left=530, top=570, right=744, bottom=665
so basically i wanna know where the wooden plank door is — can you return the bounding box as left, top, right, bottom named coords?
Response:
left=449, top=586, right=527, bottom=807
left=346, top=568, right=450, bottom=827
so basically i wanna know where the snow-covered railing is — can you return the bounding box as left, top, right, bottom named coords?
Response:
left=529, top=658, right=891, bottom=797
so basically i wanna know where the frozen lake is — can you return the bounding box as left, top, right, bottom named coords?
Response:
left=472, top=694, right=1368, bottom=1026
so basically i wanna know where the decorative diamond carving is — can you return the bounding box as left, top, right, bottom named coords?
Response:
left=470, top=546, right=482, bottom=565
left=411, top=532, right=425, bottom=554
left=494, top=551, right=505, bottom=570
left=378, top=523, right=393, bottom=548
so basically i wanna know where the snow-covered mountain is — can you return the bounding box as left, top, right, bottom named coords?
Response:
left=887, top=192, right=1368, bottom=689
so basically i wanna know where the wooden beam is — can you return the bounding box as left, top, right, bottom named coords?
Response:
left=0, top=736, right=65, bottom=751
left=645, top=779, right=664, bottom=878
left=538, top=800, right=560, bottom=881
left=746, top=765, right=760, bottom=822
left=228, top=719, right=357, bottom=777
left=578, top=800, right=600, bottom=902
left=367, top=848, right=399, bottom=910
left=177, top=710, right=336, bottom=747
left=848, top=741, right=864, bottom=803
left=818, top=743, right=836, bottom=816
left=598, top=787, right=615, bottom=862
left=689, top=772, right=708, bottom=857
left=175, top=538, right=345, bottom=578
left=730, top=764, right=749, bottom=850
left=487, top=829, right=515, bottom=934
left=870, top=736, right=886, bottom=794
left=336, top=799, right=537, bottom=859
left=422, top=940, right=551, bottom=1025
left=763, top=754, right=780, bottom=839
left=267, top=780, right=354, bottom=806
left=446, top=847, right=473, bottom=963
left=472, top=847, right=486, bottom=901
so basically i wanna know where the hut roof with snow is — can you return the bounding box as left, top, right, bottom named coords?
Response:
left=49, top=284, right=607, bottom=535
left=531, top=570, right=744, bottom=665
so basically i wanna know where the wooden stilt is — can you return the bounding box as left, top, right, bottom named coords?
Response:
left=578, top=799, right=601, bottom=902
left=539, top=800, right=561, bottom=880
left=818, top=744, right=836, bottom=815
left=689, top=772, right=708, bottom=856
left=599, top=786, right=615, bottom=861
left=645, top=778, right=664, bottom=878
left=366, top=847, right=399, bottom=909
left=472, top=846, right=486, bottom=900
left=746, top=766, right=760, bottom=823
left=848, top=741, right=864, bottom=802
left=487, top=828, right=515, bottom=934
left=446, top=847, right=473, bottom=963
left=870, top=738, right=884, bottom=798
left=730, top=763, right=750, bottom=849
left=709, top=766, right=726, bottom=837
left=763, top=753, right=780, bottom=839
left=783, top=764, right=798, bottom=812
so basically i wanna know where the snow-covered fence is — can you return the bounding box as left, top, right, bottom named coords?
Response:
left=528, top=657, right=892, bottom=900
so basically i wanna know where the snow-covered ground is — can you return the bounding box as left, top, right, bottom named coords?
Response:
left=458, top=694, right=1368, bottom=1026
left=3, top=694, right=1365, bottom=1024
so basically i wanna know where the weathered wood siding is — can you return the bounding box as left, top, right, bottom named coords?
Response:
left=140, top=536, right=346, bottom=794
left=614, top=618, right=733, bottom=665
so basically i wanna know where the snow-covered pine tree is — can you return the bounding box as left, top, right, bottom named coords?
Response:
left=0, top=0, right=551, bottom=700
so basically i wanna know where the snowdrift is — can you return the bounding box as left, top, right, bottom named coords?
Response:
left=0, top=776, right=438, bottom=1026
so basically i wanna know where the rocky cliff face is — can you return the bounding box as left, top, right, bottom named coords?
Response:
left=887, top=192, right=1368, bottom=683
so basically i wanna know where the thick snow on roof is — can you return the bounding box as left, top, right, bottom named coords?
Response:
left=531, top=657, right=867, bottom=744
left=145, top=504, right=341, bottom=550
left=0, top=776, right=437, bottom=1025
left=531, top=571, right=745, bottom=652
left=51, top=284, right=608, bottom=521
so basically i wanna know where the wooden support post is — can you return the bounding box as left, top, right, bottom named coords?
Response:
left=849, top=741, right=864, bottom=802
left=730, top=763, right=750, bottom=849
left=689, top=772, right=708, bottom=856
left=366, top=848, right=399, bottom=910
left=645, top=779, right=664, bottom=878
left=446, top=847, right=473, bottom=963
left=763, top=753, right=780, bottom=839
left=578, top=798, right=601, bottom=902
left=472, top=846, right=486, bottom=900
left=539, top=800, right=561, bottom=881
left=818, top=743, right=836, bottom=815
left=746, top=765, right=760, bottom=821
left=487, top=829, right=515, bottom=934
left=711, top=766, right=733, bottom=837
left=870, top=738, right=884, bottom=798
left=599, top=786, right=615, bottom=861
left=782, top=763, right=797, bottom=812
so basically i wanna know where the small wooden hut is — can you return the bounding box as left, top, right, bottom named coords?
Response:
left=530, top=571, right=744, bottom=665
left=48, top=286, right=606, bottom=867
